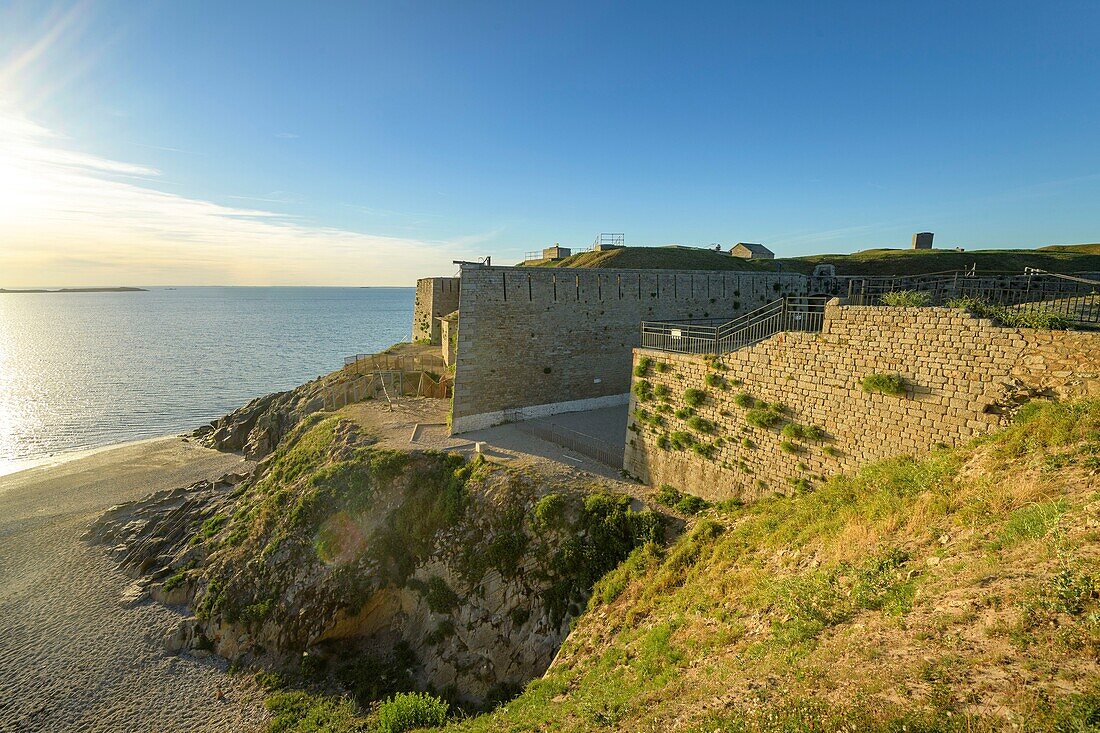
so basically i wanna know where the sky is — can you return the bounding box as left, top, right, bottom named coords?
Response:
left=1, top=1, right=1099, bottom=286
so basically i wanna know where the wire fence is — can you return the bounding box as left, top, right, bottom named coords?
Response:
left=515, top=420, right=625, bottom=469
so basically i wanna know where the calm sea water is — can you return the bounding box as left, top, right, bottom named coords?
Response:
left=0, top=287, right=413, bottom=474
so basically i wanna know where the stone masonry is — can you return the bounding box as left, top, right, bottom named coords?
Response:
left=450, top=264, right=808, bottom=432
left=413, top=277, right=461, bottom=344
left=624, top=303, right=1100, bottom=502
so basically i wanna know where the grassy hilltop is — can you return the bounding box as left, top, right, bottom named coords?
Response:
left=529, top=243, right=1100, bottom=276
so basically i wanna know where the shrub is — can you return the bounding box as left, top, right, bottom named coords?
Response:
left=861, top=373, right=905, bottom=395
left=634, top=356, right=653, bottom=377
left=881, top=290, right=932, bottom=307
left=746, top=409, right=781, bottom=429
left=781, top=423, right=806, bottom=439
left=823, top=445, right=841, bottom=457
left=683, top=388, right=707, bottom=408
left=686, top=416, right=716, bottom=434
left=692, top=442, right=716, bottom=459
left=656, top=361, right=670, bottom=373
left=780, top=440, right=801, bottom=454
left=655, top=484, right=681, bottom=506
left=657, top=434, right=671, bottom=450
left=420, top=575, right=459, bottom=613
left=653, top=383, right=670, bottom=400
left=532, top=493, right=567, bottom=528
left=947, top=296, right=1073, bottom=330
left=654, top=485, right=711, bottom=515
left=741, top=438, right=756, bottom=449
left=670, top=431, right=695, bottom=450
left=733, top=393, right=755, bottom=409
left=804, top=425, right=827, bottom=441
left=633, top=379, right=654, bottom=402
left=705, top=373, right=726, bottom=389
left=789, top=477, right=813, bottom=492
left=376, top=692, right=449, bottom=733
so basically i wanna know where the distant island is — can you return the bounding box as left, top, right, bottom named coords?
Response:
left=0, top=287, right=148, bottom=293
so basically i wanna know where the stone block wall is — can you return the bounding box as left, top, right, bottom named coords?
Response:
left=451, top=264, right=808, bottom=432
left=413, top=277, right=461, bottom=344
left=624, top=304, right=1100, bottom=502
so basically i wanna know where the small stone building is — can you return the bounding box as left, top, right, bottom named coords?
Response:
left=542, top=245, right=572, bottom=261
left=730, top=242, right=775, bottom=260
left=912, top=232, right=934, bottom=250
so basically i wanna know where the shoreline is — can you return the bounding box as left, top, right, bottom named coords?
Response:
left=0, top=434, right=266, bottom=732
left=0, top=434, right=183, bottom=481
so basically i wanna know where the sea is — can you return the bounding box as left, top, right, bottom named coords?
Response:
left=0, top=287, right=414, bottom=476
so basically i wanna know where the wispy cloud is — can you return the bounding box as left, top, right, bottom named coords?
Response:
left=274, top=132, right=299, bottom=139
left=0, top=111, right=481, bottom=286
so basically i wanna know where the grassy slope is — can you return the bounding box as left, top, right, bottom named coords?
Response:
left=447, top=399, right=1100, bottom=732
left=530, top=243, right=1100, bottom=276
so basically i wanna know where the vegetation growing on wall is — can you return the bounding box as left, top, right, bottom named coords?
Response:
left=861, top=372, right=906, bottom=395
left=683, top=388, right=707, bottom=408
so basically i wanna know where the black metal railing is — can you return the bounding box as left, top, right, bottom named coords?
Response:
left=640, top=296, right=830, bottom=354
left=847, top=272, right=1100, bottom=326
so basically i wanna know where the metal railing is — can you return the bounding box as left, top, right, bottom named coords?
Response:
left=516, top=420, right=624, bottom=469
left=847, top=272, right=1100, bottom=326
left=640, top=297, right=830, bottom=354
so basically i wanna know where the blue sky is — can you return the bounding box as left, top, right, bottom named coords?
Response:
left=1, top=1, right=1099, bottom=285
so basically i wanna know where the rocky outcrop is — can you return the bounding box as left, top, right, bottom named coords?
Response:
left=189, top=378, right=328, bottom=459
left=91, top=414, right=661, bottom=707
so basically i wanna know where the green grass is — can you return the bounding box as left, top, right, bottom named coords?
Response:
left=880, top=290, right=932, bottom=307
left=528, top=243, right=1100, bottom=276
left=946, top=297, right=1074, bottom=329
left=442, top=398, right=1100, bottom=733
left=264, top=690, right=367, bottom=733
left=377, top=692, right=449, bottom=733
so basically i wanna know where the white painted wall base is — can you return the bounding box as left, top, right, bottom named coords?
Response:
left=450, top=393, right=630, bottom=434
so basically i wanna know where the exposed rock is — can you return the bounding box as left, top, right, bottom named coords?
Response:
left=89, top=415, right=663, bottom=707
left=189, top=378, right=329, bottom=460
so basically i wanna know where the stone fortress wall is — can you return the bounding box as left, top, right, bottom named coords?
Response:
left=624, top=303, right=1100, bottom=502
left=449, top=265, right=808, bottom=432
left=413, top=277, right=461, bottom=344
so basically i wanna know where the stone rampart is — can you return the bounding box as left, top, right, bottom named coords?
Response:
left=624, top=304, right=1100, bottom=501
left=450, top=265, right=807, bottom=432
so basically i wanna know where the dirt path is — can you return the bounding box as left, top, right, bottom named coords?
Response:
left=0, top=438, right=268, bottom=733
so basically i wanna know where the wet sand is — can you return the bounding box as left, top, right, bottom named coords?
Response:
left=0, top=438, right=268, bottom=733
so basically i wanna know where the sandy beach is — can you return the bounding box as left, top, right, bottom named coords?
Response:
left=0, top=437, right=268, bottom=733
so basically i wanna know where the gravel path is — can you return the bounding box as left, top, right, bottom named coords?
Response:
left=0, top=438, right=268, bottom=733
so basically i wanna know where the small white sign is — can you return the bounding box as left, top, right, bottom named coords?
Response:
left=671, top=329, right=682, bottom=339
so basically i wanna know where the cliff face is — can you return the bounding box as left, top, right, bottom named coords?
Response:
left=91, top=414, right=661, bottom=707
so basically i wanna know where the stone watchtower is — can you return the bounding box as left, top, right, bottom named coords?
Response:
left=912, top=232, right=934, bottom=250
